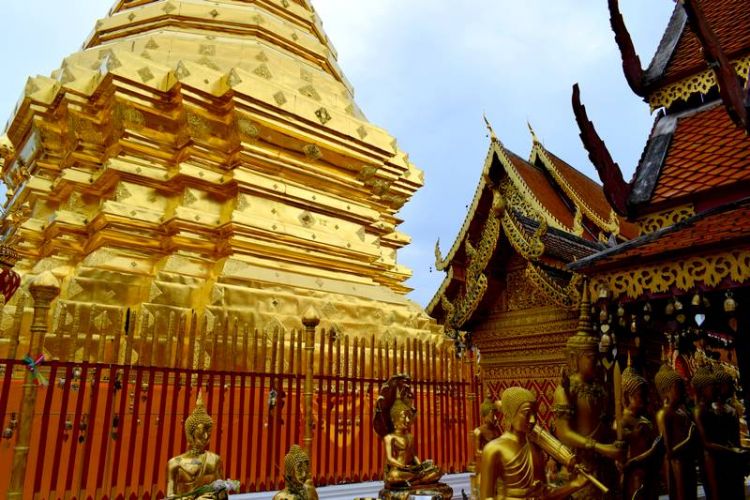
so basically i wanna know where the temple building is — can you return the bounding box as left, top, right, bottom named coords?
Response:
left=0, top=0, right=441, bottom=361
left=570, top=0, right=750, bottom=403
left=427, top=123, right=636, bottom=425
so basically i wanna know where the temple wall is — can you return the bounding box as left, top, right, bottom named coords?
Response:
left=472, top=277, right=577, bottom=427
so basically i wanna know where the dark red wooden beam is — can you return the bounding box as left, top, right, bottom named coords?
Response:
left=571, top=84, right=631, bottom=215
left=608, top=0, right=646, bottom=96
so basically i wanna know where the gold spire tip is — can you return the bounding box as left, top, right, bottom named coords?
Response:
left=483, top=113, right=499, bottom=143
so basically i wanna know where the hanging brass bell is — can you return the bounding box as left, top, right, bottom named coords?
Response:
left=724, top=291, right=737, bottom=313
left=665, top=301, right=675, bottom=316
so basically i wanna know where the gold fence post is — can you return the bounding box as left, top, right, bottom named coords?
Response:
left=464, top=350, right=477, bottom=473
left=301, top=307, right=320, bottom=458
left=7, top=271, right=61, bottom=499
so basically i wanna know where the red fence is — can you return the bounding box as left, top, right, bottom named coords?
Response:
left=0, top=327, right=478, bottom=499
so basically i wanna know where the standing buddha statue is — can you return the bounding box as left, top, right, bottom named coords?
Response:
left=691, top=366, right=748, bottom=499
left=552, top=285, right=621, bottom=499
left=619, top=359, right=661, bottom=500
left=474, top=397, right=502, bottom=464
left=167, top=392, right=225, bottom=499
left=470, top=397, right=502, bottom=499
left=654, top=360, right=697, bottom=500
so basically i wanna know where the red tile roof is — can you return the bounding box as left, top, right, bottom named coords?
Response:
left=506, top=151, right=576, bottom=229
left=571, top=200, right=750, bottom=270
left=543, top=151, right=639, bottom=239
left=651, top=103, right=750, bottom=204
left=663, top=0, right=750, bottom=83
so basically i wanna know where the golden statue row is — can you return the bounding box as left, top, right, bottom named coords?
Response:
left=472, top=287, right=750, bottom=500
left=166, top=290, right=748, bottom=499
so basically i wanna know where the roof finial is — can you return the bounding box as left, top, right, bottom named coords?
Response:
left=483, top=113, right=499, bottom=143
left=527, top=121, right=540, bottom=145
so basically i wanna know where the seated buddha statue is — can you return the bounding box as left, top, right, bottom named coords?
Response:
left=167, top=392, right=225, bottom=499
left=273, top=445, right=318, bottom=500
left=374, top=374, right=452, bottom=500
left=384, top=398, right=443, bottom=487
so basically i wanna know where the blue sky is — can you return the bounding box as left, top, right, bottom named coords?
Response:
left=0, top=1, right=675, bottom=306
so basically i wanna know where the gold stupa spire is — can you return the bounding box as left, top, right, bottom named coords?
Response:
left=0, top=0, right=441, bottom=358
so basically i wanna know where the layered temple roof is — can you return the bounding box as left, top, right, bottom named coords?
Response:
left=427, top=124, right=631, bottom=334
left=571, top=0, right=750, bottom=299
left=0, top=0, right=441, bottom=341
left=648, top=0, right=750, bottom=88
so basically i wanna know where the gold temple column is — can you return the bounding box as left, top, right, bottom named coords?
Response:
left=7, top=271, right=61, bottom=499
left=301, top=307, right=320, bottom=458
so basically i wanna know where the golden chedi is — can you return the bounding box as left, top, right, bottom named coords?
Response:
left=479, top=387, right=589, bottom=500
left=167, top=392, right=225, bottom=499
left=373, top=374, right=451, bottom=500
left=0, top=0, right=441, bottom=361
left=273, top=445, right=318, bottom=500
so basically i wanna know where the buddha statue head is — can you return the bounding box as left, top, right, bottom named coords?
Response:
left=185, top=391, right=213, bottom=455
left=566, top=286, right=599, bottom=382
left=622, top=372, right=648, bottom=411
left=500, top=387, right=537, bottom=433
left=655, top=362, right=684, bottom=405
left=283, top=445, right=312, bottom=498
left=714, top=368, right=735, bottom=400
left=691, top=366, right=716, bottom=403
left=389, top=398, right=414, bottom=432
left=479, top=397, right=498, bottom=426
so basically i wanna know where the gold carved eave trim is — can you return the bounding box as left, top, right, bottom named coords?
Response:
left=439, top=189, right=503, bottom=331
left=590, top=249, right=750, bottom=300
left=637, top=204, right=695, bottom=235
left=425, top=266, right=453, bottom=314
left=525, top=262, right=581, bottom=309
left=434, top=144, right=496, bottom=271
left=531, top=143, right=620, bottom=235
left=649, top=54, right=750, bottom=111
left=501, top=209, right=545, bottom=260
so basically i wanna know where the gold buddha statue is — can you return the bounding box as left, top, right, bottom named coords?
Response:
left=273, top=445, right=318, bottom=500
left=552, top=286, right=620, bottom=498
left=374, top=374, right=452, bottom=500
left=619, top=362, right=661, bottom=500
left=167, top=392, right=225, bottom=499
left=480, top=387, right=589, bottom=500
left=691, top=366, right=748, bottom=499
left=474, top=397, right=502, bottom=463
left=654, top=361, right=696, bottom=500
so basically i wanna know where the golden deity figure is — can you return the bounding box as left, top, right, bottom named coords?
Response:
left=167, top=392, right=226, bottom=499
left=374, top=374, right=452, bottom=500
left=479, top=387, right=589, bottom=500
left=654, top=361, right=697, bottom=500
left=273, top=445, right=318, bottom=500
left=474, top=397, right=503, bottom=464
left=618, top=361, right=662, bottom=500
left=552, top=287, right=620, bottom=499
left=691, top=366, right=748, bottom=500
